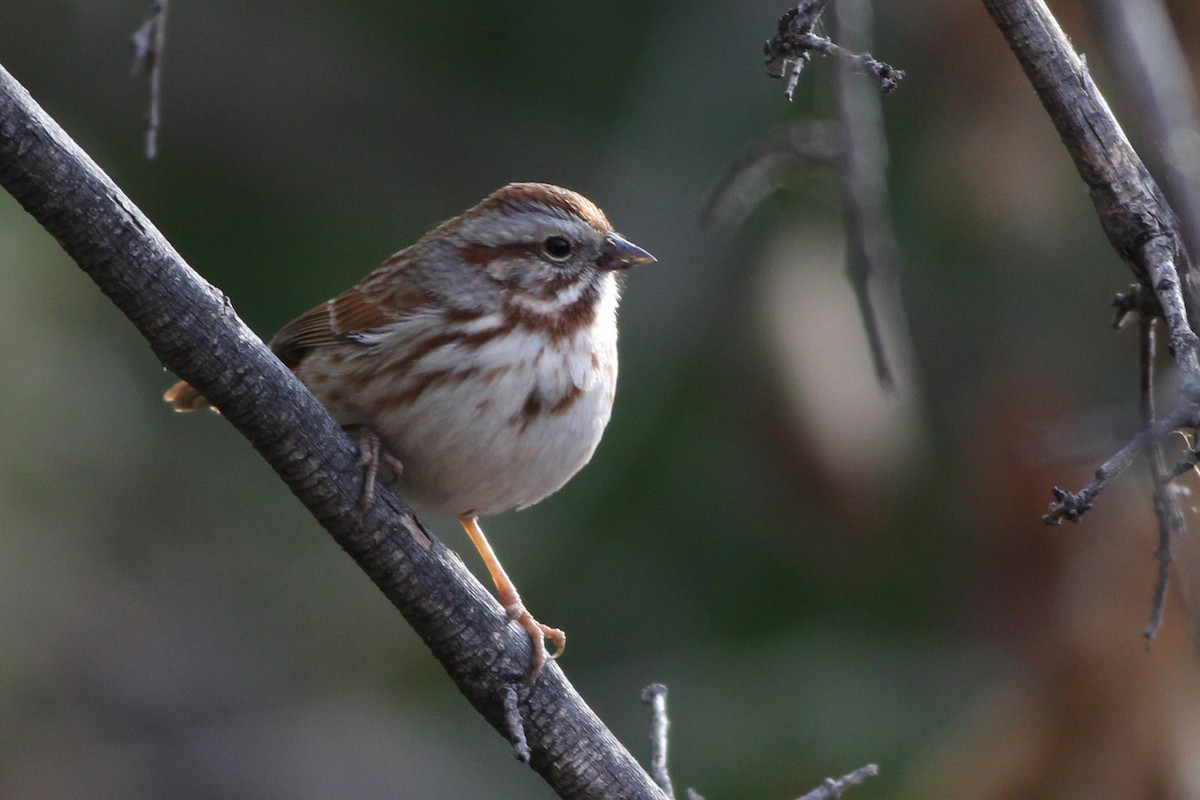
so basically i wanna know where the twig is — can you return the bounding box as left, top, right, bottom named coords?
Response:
left=764, top=1, right=904, bottom=100
left=985, top=0, right=1200, bottom=638
left=1139, top=315, right=1182, bottom=644
left=795, top=763, right=879, bottom=800
left=131, top=0, right=168, bottom=159
left=1043, top=400, right=1199, bottom=525
left=641, top=684, right=675, bottom=799
left=828, top=0, right=910, bottom=386
left=502, top=684, right=531, bottom=763
left=726, top=1, right=913, bottom=387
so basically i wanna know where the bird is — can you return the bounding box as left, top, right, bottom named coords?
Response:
left=164, top=182, right=655, bottom=677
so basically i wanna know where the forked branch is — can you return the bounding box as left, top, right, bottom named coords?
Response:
left=984, top=0, right=1200, bottom=637
left=764, top=1, right=904, bottom=100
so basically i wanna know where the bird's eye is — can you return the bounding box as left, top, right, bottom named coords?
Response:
left=543, top=236, right=572, bottom=261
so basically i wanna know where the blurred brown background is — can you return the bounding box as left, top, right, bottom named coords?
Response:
left=3, top=1, right=1200, bottom=798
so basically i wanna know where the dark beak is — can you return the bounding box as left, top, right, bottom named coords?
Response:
left=597, top=233, right=656, bottom=271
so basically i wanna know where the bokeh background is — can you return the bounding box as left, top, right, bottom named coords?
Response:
left=4, top=1, right=1200, bottom=798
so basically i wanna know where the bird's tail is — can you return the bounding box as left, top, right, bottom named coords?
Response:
left=163, top=380, right=215, bottom=412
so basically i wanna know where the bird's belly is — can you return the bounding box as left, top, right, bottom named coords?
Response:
left=366, top=336, right=617, bottom=517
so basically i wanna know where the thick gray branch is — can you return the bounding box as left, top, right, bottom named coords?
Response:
left=0, top=61, right=666, bottom=800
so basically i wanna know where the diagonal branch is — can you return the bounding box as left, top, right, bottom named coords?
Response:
left=984, top=0, right=1200, bottom=556
left=0, top=61, right=667, bottom=800
left=1088, top=0, right=1200, bottom=272
left=983, top=0, right=1200, bottom=380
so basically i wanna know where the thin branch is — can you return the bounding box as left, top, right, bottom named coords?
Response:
left=502, top=684, right=532, bottom=763
left=764, top=1, right=904, bottom=101
left=727, top=2, right=913, bottom=387
left=795, top=764, right=879, bottom=800
left=0, top=61, right=668, bottom=800
left=828, top=0, right=911, bottom=386
left=1042, top=400, right=1199, bottom=524
left=130, top=0, right=168, bottom=159
left=984, top=0, right=1200, bottom=639
left=641, top=684, right=675, bottom=800
left=1139, top=315, right=1179, bottom=644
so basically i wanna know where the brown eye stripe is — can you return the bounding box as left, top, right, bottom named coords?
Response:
left=457, top=241, right=542, bottom=268
left=457, top=241, right=601, bottom=301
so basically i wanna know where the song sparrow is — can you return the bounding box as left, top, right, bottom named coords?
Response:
left=163, top=183, right=655, bottom=678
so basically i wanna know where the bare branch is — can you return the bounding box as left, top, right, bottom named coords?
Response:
left=502, top=684, right=532, bottom=763
left=764, top=1, right=904, bottom=100
left=641, top=684, right=675, bottom=799
left=828, top=0, right=911, bottom=386
left=0, top=61, right=668, bottom=800
left=724, top=2, right=913, bottom=387
left=1042, top=400, right=1199, bottom=525
left=983, top=0, right=1200, bottom=380
left=1138, top=315, right=1180, bottom=644
left=795, top=764, right=879, bottom=800
left=984, top=0, right=1200, bottom=639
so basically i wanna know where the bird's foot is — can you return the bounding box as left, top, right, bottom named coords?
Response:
left=354, top=426, right=404, bottom=509
left=504, top=599, right=565, bottom=682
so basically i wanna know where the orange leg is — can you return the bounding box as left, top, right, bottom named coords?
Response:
left=459, top=514, right=565, bottom=679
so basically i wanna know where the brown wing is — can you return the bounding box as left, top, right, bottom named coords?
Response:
left=268, top=277, right=429, bottom=369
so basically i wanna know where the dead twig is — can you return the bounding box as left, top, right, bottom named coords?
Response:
left=764, top=1, right=904, bottom=101
left=502, top=684, right=531, bottom=763
left=1138, top=314, right=1185, bottom=644
left=1043, top=400, right=1199, bottom=525
left=795, top=763, right=879, bottom=800
left=828, top=0, right=910, bottom=386
left=984, top=1, right=1200, bottom=636
left=642, top=684, right=675, bottom=799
